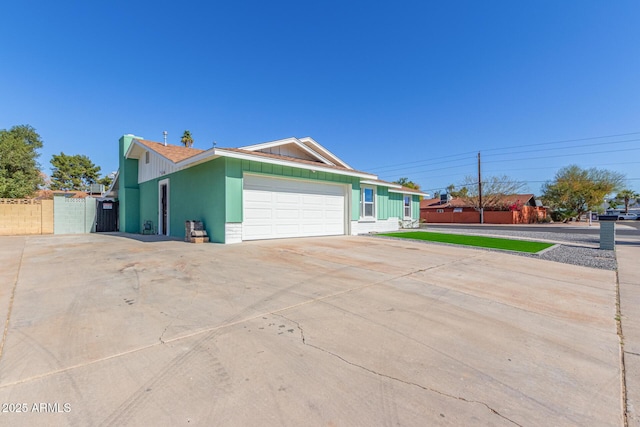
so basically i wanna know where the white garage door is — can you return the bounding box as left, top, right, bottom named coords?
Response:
left=243, top=175, right=347, bottom=241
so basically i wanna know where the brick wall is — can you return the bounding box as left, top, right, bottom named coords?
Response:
left=0, top=199, right=54, bottom=235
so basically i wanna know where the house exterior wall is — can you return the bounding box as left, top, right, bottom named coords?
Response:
left=351, top=218, right=398, bottom=234
left=126, top=146, right=414, bottom=242
left=138, top=151, right=179, bottom=183
left=138, top=158, right=227, bottom=243
left=224, top=157, right=363, bottom=222
left=119, top=135, right=142, bottom=233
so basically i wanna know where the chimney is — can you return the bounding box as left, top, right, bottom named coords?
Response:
left=163, top=130, right=168, bottom=146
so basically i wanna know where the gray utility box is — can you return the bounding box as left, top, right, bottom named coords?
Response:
left=598, top=215, right=616, bottom=250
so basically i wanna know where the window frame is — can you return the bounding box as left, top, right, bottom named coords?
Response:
left=403, top=194, right=412, bottom=219
left=361, top=186, right=376, bottom=219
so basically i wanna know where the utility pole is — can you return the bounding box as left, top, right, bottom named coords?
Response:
left=478, top=151, right=483, bottom=224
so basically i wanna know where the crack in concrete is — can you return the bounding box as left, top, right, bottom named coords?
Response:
left=615, top=269, right=629, bottom=427
left=625, top=351, right=640, bottom=358
left=0, top=238, right=27, bottom=362
left=159, top=325, right=169, bottom=344
left=277, top=314, right=522, bottom=427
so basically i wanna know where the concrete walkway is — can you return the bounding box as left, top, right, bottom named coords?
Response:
left=0, top=232, right=631, bottom=426
left=618, top=241, right=640, bottom=426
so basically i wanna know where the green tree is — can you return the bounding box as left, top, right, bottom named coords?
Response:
left=393, top=177, right=420, bottom=190
left=616, top=189, right=639, bottom=213
left=98, top=174, right=114, bottom=189
left=181, top=130, right=194, bottom=148
left=446, top=184, right=469, bottom=198
left=0, top=124, right=44, bottom=198
left=50, top=153, right=101, bottom=191
left=541, top=165, right=624, bottom=221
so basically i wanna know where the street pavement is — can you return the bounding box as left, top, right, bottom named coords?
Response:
left=0, top=230, right=634, bottom=426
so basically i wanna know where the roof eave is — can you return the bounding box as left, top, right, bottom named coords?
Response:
left=215, top=149, right=376, bottom=179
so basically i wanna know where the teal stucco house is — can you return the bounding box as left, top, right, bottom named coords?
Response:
left=113, top=134, right=426, bottom=243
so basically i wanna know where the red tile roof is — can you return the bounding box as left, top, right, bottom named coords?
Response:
left=421, top=194, right=536, bottom=209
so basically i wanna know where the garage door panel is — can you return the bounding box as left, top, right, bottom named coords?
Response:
left=243, top=175, right=346, bottom=241
left=244, top=190, right=271, bottom=202
left=302, top=210, right=323, bottom=219
left=275, top=208, right=300, bottom=220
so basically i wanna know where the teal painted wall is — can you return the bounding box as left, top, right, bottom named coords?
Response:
left=139, top=180, right=157, bottom=232
left=137, top=159, right=227, bottom=243
left=377, top=187, right=390, bottom=220
left=118, top=135, right=141, bottom=233
left=225, top=158, right=243, bottom=223
left=412, top=195, right=420, bottom=220
left=384, top=192, right=421, bottom=220
left=388, top=191, right=403, bottom=219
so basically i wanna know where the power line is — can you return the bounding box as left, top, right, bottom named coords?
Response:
left=481, top=131, right=640, bottom=153
left=363, top=131, right=640, bottom=172
left=482, top=138, right=640, bottom=159
left=482, top=146, right=640, bottom=164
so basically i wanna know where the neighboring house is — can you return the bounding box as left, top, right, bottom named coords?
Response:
left=420, top=194, right=546, bottom=224
left=112, top=134, right=427, bottom=243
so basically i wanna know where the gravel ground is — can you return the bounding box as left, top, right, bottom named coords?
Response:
left=382, top=227, right=617, bottom=271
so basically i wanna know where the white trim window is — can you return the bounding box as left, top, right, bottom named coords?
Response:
left=361, top=186, right=375, bottom=219
left=403, top=195, right=412, bottom=219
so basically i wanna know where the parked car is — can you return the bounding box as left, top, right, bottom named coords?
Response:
left=617, top=213, right=639, bottom=220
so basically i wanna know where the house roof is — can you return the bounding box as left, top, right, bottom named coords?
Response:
left=421, top=194, right=537, bottom=209
left=128, top=138, right=378, bottom=180
left=239, top=136, right=352, bottom=169
left=217, top=147, right=370, bottom=176
left=136, top=139, right=204, bottom=163
left=126, top=136, right=429, bottom=196
left=420, top=197, right=470, bottom=209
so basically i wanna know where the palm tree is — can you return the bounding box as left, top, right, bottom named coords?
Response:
left=181, top=130, right=194, bottom=148
left=616, top=189, right=640, bottom=213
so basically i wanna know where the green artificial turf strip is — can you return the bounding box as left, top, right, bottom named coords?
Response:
left=380, top=231, right=553, bottom=253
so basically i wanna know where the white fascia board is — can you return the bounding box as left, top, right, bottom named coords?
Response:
left=240, top=137, right=337, bottom=167
left=215, top=149, right=377, bottom=180
left=124, top=140, right=143, bottom=159
left=175, top=148, right=219, bottom=167
left=360, top=180, right=402, bottom=189
left=388, top=188, right=429, bottom=196
left=298, top=137, right=352, bottom=169
left=239, top=137, right=299, bottom=151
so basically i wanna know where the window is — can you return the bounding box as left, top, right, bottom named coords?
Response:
left=437, top=209, right=444, bottom=213
left=403, top=195, right=411, bottom=218
left=145, top=151, right=150, bottom=164
left=361, top=187, right=375, bottom=218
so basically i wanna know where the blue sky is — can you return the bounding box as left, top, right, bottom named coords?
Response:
left=1, top=1, right=639, bottom=195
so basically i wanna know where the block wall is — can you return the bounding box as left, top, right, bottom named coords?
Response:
left=0, top=199, right=54, bottom=235
left=53, top=196, right=97, bottom=234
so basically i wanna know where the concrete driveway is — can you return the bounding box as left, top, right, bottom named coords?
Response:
left=0, top=234, right=622, bottom=426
